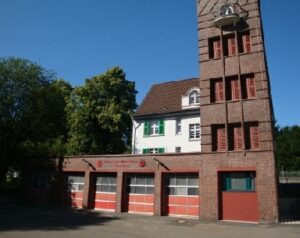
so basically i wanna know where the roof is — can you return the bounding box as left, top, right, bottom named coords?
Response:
left=134, top=78, right=199, bottom=118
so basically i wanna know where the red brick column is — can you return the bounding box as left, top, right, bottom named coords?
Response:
left=82, top=170, right=91, bottom=208
left=154, top=171, right=162, bottom=216
left=115, top=171, right=124, bottom=213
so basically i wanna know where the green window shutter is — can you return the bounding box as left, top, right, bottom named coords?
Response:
left=159, top=120, right=164, bottom=135
left=158, top=148, right=164, bottom=153
left=225, top=175, right=231, bottom=191
left=246, top=173, right=252, bottom=191
left=144, top=121, right=150, bottom=136
left=143, top=148, right=149, bottom=154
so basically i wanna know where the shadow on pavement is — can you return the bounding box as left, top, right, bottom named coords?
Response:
left=0, top=204, right=118, bottom=231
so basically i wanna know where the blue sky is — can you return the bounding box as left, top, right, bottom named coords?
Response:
left=0, top=0, right=299, bottom=126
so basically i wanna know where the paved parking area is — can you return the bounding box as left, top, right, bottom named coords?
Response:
left=0, top=204, right=299, bottom=238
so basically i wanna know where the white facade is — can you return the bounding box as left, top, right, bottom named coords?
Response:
left=132, top=114, right=201, bottom=154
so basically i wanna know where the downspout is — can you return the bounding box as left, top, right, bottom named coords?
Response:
left=132, top=117, right=141, bottom=154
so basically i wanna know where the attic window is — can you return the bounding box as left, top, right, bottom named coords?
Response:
left=189, top=90, right=200, bottom=105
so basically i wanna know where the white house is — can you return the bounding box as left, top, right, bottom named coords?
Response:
left=132, top=78, right=201, bottom=154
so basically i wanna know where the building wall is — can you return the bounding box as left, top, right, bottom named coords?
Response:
left=197, top=0, right=278, bottom=223
left=132, top=115, right=201, bottom=154
left=55, top=151, right=277, bottom=223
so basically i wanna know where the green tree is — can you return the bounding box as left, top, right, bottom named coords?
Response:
left=275, top=125, right=300, bottom=171
left=0, top=57, right=71, bottom=191
left=66, top=67, right=137, bottom=155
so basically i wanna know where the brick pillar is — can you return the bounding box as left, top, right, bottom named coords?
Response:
left=154, top=171, right=162, bottom=216
left=115, top=171, right=124, bottom=213
left=82, top=170, right=91, bottom=209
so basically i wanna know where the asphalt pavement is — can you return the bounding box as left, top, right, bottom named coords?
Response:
left=0, top=204, right=299, bottom=238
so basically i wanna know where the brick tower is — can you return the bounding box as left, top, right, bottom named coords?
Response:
left=197, top=0, right=278, bottom=223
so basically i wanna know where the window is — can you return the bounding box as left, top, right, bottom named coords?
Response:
left=209, top=31, right=250, bottom=59
left=212, top=125, right=226, bottom=151
left=144, top=120, right=164, bottom=136
left=189, top=124, right=200, bottom=140
left=94, top=174, right=116, bottom=193
left=150, top=121, right=159, bottom=135
left=126, top=174, right=154, bottom=194
left=223, top=34, right=236, bottom=57
left=143, top=148, right=165, bottom=154
left=209, top=37, right=222, bottom=59
left=222, top=172, right=255, bottom=191
left=238, top=31, right=251, bottom=53
left=226, top=77, right=240, bottom=101
left=212, top=74, right=255, bottom=103
left=176, top=118, right=181, bottom=134
left=228, top=35, right=237, bottom=56
left=175, top=147, right=181, bottom=153
left=189, top=90, right=200, bottom=105
left=228, top=124, right=243, bottom=151
left=65, top=174, right=84, bottom=192
left=241, top=74, right=256, bottom=99
left=244, top=122, right=260, bottom=150
left=211, top=78, right=224, bottom=103
left=165, top=174, right=199, bottom=196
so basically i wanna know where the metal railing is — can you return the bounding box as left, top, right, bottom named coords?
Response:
left=279, top=171, right=300, bottom=178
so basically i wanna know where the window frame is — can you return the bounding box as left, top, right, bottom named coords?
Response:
left=165, top=174, right=199, bottom=196
left=143, top=148, right=165, bottom=154
left=222, top=172, right=256, bottom=192
left=65, top=174, right=85, bottom=192
left=175, top=118, right=182, bottom=134
left=189, top=90, right=200, bottom=105
left=175, top=147, right=181, bottom=153
left=144, top=119, right=164, bottom=136
left=189, top=123, right=200, bottom=140
left=126, top=174, right=154, bottom=195
left=94, top=174, right=117, bottom=193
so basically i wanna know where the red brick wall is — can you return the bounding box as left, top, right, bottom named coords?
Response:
left=197, top=0, right=278, bottom=223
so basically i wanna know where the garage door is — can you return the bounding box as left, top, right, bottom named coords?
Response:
left=220, top=172, right=259, bottom=222
left=124, top=174, right=154, bottom=214
left=64, top=173, right=85, bottom=208
left=92, top=173, right=117, bottom=211
left=163, top=173, right=199, bottom=217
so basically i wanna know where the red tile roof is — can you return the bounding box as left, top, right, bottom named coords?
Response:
left=134, top=78, right=199, bottom=117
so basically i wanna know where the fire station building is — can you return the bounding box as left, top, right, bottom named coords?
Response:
left=31, top=0, right=279, bottom=223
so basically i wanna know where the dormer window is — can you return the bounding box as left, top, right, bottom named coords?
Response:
left=189, top=90, right=200, bottom=105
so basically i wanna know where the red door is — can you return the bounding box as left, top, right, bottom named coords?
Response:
left=92, top=173, right=117, bottom=211
left=124, top=174, right=154, bottom=214
left=63, top=173, right=85, bottom=208
left=219, top=172, right=259, bottom=222
left=163, top=173, right=200, bottom=217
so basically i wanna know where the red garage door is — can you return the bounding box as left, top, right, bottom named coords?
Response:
left=163, top=174, right=199, bottom=217
left=220, top=172, right=259, bottom=222
left=124, top=174, right=154, bottom=214
left=92, top=173, right=117, bottom=211
left=64, top=173, right=85, bottom=208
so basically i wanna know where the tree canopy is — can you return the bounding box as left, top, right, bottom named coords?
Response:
left=0, top=58, right=137, bottom=192
left=275, top=125, right=300, bottom=171
left=66, top=67, right=137, bottom=155
left=0, top=57, right=71, bottom=189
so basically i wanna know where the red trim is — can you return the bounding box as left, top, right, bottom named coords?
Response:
left=213, top=39, right=222, bottom=58
left=217, top=127, right=226, bottom=151
left=228, top=36, right=236, bottom=56
left=243, top=33, right=251, bottom=53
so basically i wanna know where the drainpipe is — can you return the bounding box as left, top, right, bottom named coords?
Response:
left=132, top=118, right=141, bottom=154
